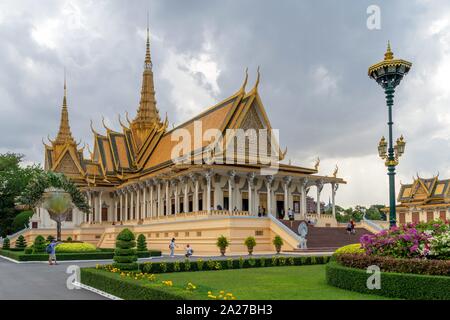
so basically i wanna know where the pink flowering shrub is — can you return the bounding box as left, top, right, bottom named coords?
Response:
left=360, top=220, right=450, bottom=260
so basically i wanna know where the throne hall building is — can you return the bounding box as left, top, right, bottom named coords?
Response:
left=26, top=26, right=347, bottom=253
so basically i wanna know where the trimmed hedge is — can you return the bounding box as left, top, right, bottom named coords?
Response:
left=138, top=255, right=331, bottom=274
left=56, top=242, right=97, bottom=253
left=81, top=268, right=191, bottom=300
left=0, top=248, right=160, bottom=262
left=336, top=253, right=450, bottom=277
left=326, top=260, right=450, bottom=300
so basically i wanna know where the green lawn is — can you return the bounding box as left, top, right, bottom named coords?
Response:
left=150, top=265, right=390, bottom=300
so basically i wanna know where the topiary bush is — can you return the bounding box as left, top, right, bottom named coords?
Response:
left=46, top=235, right=55, bottom=242
left=15, top=235, right=27, bottom=250
left=137, top=234, right=148, bottom=252
left=113, top=228, right=137, bottom=271
left=2, top=237, right=10, bottom=250
left=33, top=235, right=46, bottom=253
left=66, top=236, right=73, bottom=242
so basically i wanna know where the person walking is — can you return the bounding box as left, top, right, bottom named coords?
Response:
left=350, top=219, right=356, bottom=235
left=169, top=238, right=178, bottom=257
left=288, top=208, right=294, bottom=221
left=47, top=239, right=59, bottom=265
left=346, top=221, right=353, bottom=235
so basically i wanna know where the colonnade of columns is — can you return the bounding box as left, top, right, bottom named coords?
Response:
left=83, top=170, right=340, bottom=224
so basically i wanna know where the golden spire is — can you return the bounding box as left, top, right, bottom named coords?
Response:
left=132, top=17, right=161, bottom=129
left=54, top=73, right=76, bottom=145
left=384, top=40, right=394, bottom=60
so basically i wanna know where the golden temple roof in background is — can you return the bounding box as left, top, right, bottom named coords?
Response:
left=43, top=24, right=323, bottom=188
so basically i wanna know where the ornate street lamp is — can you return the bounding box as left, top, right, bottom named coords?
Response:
left=368, top=42, right=412, bottom=228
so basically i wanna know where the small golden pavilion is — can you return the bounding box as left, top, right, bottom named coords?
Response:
left=395, top=175, right=450, bottom=224
left=27, top=24, right=346, bottom=253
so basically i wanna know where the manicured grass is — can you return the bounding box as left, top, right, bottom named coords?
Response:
left=155, top=265, right=390, bottom=300
left=83, top=265, right=391, bottom=300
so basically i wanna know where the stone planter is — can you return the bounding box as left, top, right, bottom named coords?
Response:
left=220, top=248, right=226, bottom=256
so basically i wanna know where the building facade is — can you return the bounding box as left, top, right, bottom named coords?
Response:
left=27, top=24, right=346, bottom=253
left=395, top=176, right=450, bottom=224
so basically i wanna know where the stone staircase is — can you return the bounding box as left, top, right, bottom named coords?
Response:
left=279, top=220, right=371, bottom=252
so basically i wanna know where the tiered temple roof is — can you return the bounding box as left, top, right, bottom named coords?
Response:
left=398, top=175, right=450, bottom=206
left=44, top=25, right=322, bottom=188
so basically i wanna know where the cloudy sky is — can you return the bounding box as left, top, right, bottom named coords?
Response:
left=0, top=0, right=449, bottom=208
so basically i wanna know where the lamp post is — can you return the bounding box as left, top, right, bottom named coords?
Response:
left=368, top=42, right=412, bottom=228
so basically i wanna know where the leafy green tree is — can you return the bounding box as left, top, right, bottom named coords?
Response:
left=15, top=235, right=27, bottom=249
left=12, top=210, right=33, bottom=231
left=0, top=153, right=42, bottom=237
left=113, top=228, right=137, bottom=270
left=20, top=171, right=90, bottom=214
left=136, top=234, right=148, bottom=252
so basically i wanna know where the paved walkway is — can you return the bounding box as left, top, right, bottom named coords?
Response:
left=0, top=253, right=332, bottom=300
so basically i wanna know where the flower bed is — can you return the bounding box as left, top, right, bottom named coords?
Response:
left=81, top=268, right=193, bottom=300
left=360, top=220, right=450, bottom=260
left=326, top=260, right=450, bottom=300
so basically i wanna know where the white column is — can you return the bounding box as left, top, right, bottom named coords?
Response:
left=194, top=178, right=199, bottom=212
left=98, top=191, right=103, bottom=223
left=88, top=191, right=93, bottom=223
left=166, top=181, right=170, bottom=215
left=157, top=181, right=162, bottom=217
left=228, top=175, right=234, bottom=213
left=266, top=176, right=273, bottom=216
left=332, top=183, right=338, bottom=218
left=301, top=179, right=308, bottom=218
left=205, top=171, right=212, bottom=213
left=143, top=184, right=147, bottom=218
left=284, top=176, right=292, bottom=219
left=114, top=196, right=118, bottom=222
left=248, top=175, right=253, bottom=215
left=119, top=191, right=123, bottom=221
left=316, top=180, right=323, bottom=216
left=136, top=186, right=140, bottom=220
left=130, top=187, right=135, bottom=220
left=125, top=189, right=128, bottom=221
left=184, top=179, right=189, bottom=213
left=174, top=182, right=179, bottom=214
left=149, top=181, right=154, bottom=218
